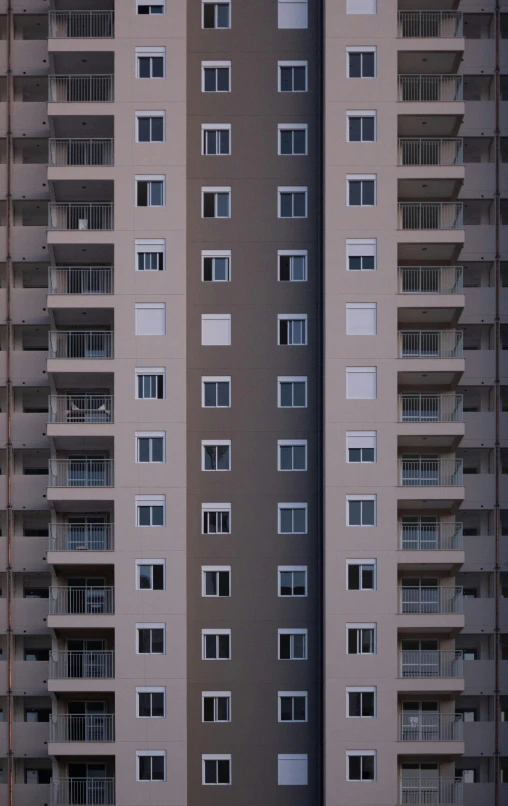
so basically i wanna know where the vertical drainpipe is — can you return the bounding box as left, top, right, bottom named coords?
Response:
left=6, top=4, right=13, bottom=806
left=494, top=2, right=501, bottom=804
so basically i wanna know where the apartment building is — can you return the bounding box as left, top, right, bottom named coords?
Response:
left=0, top=0, right=504, bottom=805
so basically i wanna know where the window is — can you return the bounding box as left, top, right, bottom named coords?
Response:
left=202, top=692, right=231, bottom=722
left=26, top=770, right=51, bottom=785
left=278, top=440, right=308, bottom=471
left=202, top=440, right=231, bottom=471
left=136, top=47, right=165, bottom=78
left=278, top=125, right=308, bottom=155
left=202, top=62, right=231, bottom=92
left=136, top=176, right=165, bottom=207
left=279, top=61, right=308, bottom=92
left=202, top=629, right=231, bottom=659
left=278, top=629, right=307, bottom=660
left=136, top=560, right=165, bottom=590
left=135, top=303, right=165, bottom=336
left=202, top=1, right=231, bottom=28
left=202, top=377, right=231, bottom=407
left=202, top=566, right=231, bottom=597
left=136, top=368, right=165, bottom=399
left=347, top=560, right=376, bottom=591
left=278, top=0, right=308, bottom=28
left=202, top=125, right=231, bottom=155
left=136, top=112, right=164, bottom=143
left=347, top=48, right=376, bottom=78
left=347, top=238, right=376, bottom=271
left=202, top=187, right=231, bottom=218
left=346, top=303, right=377, bottom=335
left=347, top=0, right=376, bottom=12
left=347, top=111, right=376, bottom=142
left=347, top=624, right=376, bottom=655
left=278, top=251, right=307, bottom=282
left=346, top=367, right=377, bottom=399
left=346, top=431, right=376, bottom=463
left=201, top=314, right=232, bottom=346
left=137, top=688, right=165, bottom=718
left=278, top=503, right=307, bottom=534
left=278, top=187, right=308, bottom=218
left=347, top=751, right=376, bottom=782
left=202, top=251, right=231, bottom=282
left=278, top=377, right=307, bottom=408
left=202, top=503, right=231, bottom=534
left=278, top=755, right=308, bottom=786
left=25, top=648, right=50, bottom=661
left=347, top=688, right=376, bottom=717
left=462, top=649, right=478, bottom=661
left=202, top=755, right=231, bottom=785
left=137, top=752, right=166, bottom=782
left=137, top=1, right=165, bottom=13
left=279, top=692, right=308, bottom=722
left=135, top=239, right=165, bottom=271
left=347, top=496, right=376, bottom=526
left=136, top=495, right=165, bottom=526
left=25, top=708, right=51, bottom=723
left=347, top=175, right=376, bottom=206
left=278, top=566, right=307, bottom=597
left=136, top=433, right=165, bottom=463
left=137, top=623, right=165, bottom=654
left=278, top=315, right=307, bottom=346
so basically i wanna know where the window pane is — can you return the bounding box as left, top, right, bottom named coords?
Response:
left=152, top=506, right=164, bottom=526
left=204, top=760, right=216, bottom=784
left=217, top=382, right=230, bottom=406
left=138, top=692, right=151, bottom=716
left=217, top=760, right=230, bottom=784
left=217, top=5, right=229, bottom=26
left=363, top=255, right=375, bottom=270
left=349, top=448, right=361, bottom=463
left=219, top=130, right=230, bottom=153
left=293, top=193, right=306, bottom=217
left=152, top=756, right=165, bottom=781
left=293, top=634, right=306, bottom=658
left=204, top=446, right=215, bottom=470
left=138, top=57, right=151, bottom=78
left=218, top=634, right=230, bottom=658
left=363, top=755, right=375, bottom=780
left=137, top=182, right=148, bottom=206
left=293, top=446, right=306, bottom=469
left=152, top=629, right=164, bottom=653
left=280, top=508, right=292, bottom=533
left=363, top=692, right=375, bottom=716
left=362, top=448, right=375, bottom=462
left=349, top=117, right=362, bottom=141
left=348, top=756, right=361, bottom=780
left=138, top=506, right=151, bottom=526
left=280, top=130, right=293, bottom=154
left=138, top=118, right=151, bottom=142
left=205, top=635, right=216, bottom=658
left=279, top=634, right=291, bottom=659
left=280, top=572, right=292, bottom=596
left=217, top=697, right=229, bottom=720
left=280, top=383, right=293, bottom=407
left=293, top=508, right=306, bottom=532
left=150, top=182, right=163, bottom=206
left=280, top=446, right=293, bottom=470
left=363, top=500, right=375, bottom=525
left=138, top=756, right=151, bottom=780
left=348, top=500, right=361, bottom=525
left=153, top=565, right=164, bottom=590
left=216, top=193, right=230, bottom=217
left=152, top=438, right=164, bottom=462
left=138, top=629, right=150, bottom=653
left=349, top=181, right=362, bottom=205
left=203, top=257, right=213, bottom=281
left=363, top=52, right=375, bottom=77
left=205, top=572, right=217, bottom=596
left=294, top=66, right=306, bottom=90
left=203, top=697, right=215, bottom=721
left=292, top=256, right=306, bottom=280
left=349, top=53, right=361, bottom=78
left=348, top=692, right=361, bottom=716
left=204, top=383, right=217, bottom=407
left=293, top=571, right=306, bottom=595
left=204, top=70, right=216, bottom=91
left=138, top=439, right=150, bottom=462
left=280, top=697, right=293, bottom=720
left=214, top=258, right=228, bottom=280
left=203, top=4, right=215, bottom=27
left=349, top=256, right=362, bottom=271
left=363, top=117, right=375, bottom=141
left=205, top=130, right=217, bottom=154
left=218, top=572, right=230, bottom=596
left=362, top=180, right=375, bottom=205
left=294, top=130, right=306, bottom=153
left=362, top=567, right=374, bottom=589
left=139, top=565, right=152, bottom=589
left=348, top=628, right=358, bottom=654
left=280, top=67, right=292, bottom=91
left=294, top=696, right=306, bottom=720
left=279, top=255, right=291, bottom=281
left=217, top=445, right=230, bottom=470
left=217, top=68, right=229, bottom=91
left=152, top=692, right=164, bottom=717
left=152, top=117, right=164, bottom=141
left=348, top=564, right=360, bottom=589
left=152, top=57, right=164, bottom=78
left=361, top=629, right=373, bottom=653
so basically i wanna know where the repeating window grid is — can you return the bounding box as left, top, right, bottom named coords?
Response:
left=136, top=751, right=166, bottom=782
left=202, top=629, right=231, bottom=660
left=347, top=47, right=376, bottom=78
left=346, top=687, right=376, bottom=718
left=278, top=629, right=308, bottom=660
left=136, top=623, right=166, bottom=655
left=201, top=62, right=231, bottom=92
left=278, top=566, right=308, bottom=597
left=202, top=1, right=231, bottom=29
left=278, top=440, right=308, bottom=471
left=278, top=61, right=308, bottom=92
left=202, top=440, right=231, bottom=471
left=202, top=566, right=231, bottom=597
left=202, top=504, right=231, bottom=535
left=202, top=251, right=231, bottom=282
left=278, top=376, right=308, bottom=408
left=136, top=687, right=166, bottom=718
left=278, top=251, right=308, bottom=282
left=202, top=755, right=232, bottom=786
left=346, top=624, right=376, bottom=655
left=346, top=110, right=376, bottom=142
left=202, top=692, right=232, bottom=722
left=202, top=188, right=232, bottom=218
left=136, top=111, right=165, bottom=143
left=278, top=315, right=308, bottom=346
left=346, top=751, right=376, bottom=782
left=278, top=124, right=308, bottom=155
left=202, top=124, right=231, bottom=155
left=202, top=377, right=231, bottom=407
left=346, top=559, right=376, bottom=591
left=135, top=368, right=165, bottom=399
left=278, top=187, right=308, bottom=218
left=136, top=433, right=165, bottom=463
left=278, top=691, right=308, bottom=722
left=136, top=559, right=165, bottom=591
left=278, top=503, right=308, bottom=534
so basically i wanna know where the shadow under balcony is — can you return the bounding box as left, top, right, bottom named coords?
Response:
left=48, top=649, right=115, bottom=695
left=48, top=584, right=114, bottom=630
left=397, top=520, right=465, bottom=571
left=49, top=712, right=115, bottom=755
left=48, top=9, right=114, bottom=40
left=47, top=395, right=114, bottom=442
left=49, top=53, right=114, bottom=104
left=397, top=584, right=464, bottom=632
left=397, top=776, right=463, bottom=806
left=48, top=180, right=114, bottom=233
left=397, top=649, right=464, bottom=695
left=47, top=520, right=114, bottom=567
left=397, top=712, right=464, bottom=754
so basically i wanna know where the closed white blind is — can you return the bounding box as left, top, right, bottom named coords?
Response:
left=346, top=303, right=377, bottom=335
left=347, top=0, right=376, bottom=13
left=346, top=239, right=376, bottom=258
left=278, top=0, right=308, bottom=28
left=201, top=315, right=231, bottom=346
left=278, top=755, right=308, bottom=785
left=346, top=367, right=377, bottom=399
left=347, top=431, right=376, bottom=450
left=135, top=303, right=165, bottom=335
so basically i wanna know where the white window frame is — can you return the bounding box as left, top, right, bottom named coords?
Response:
left=202, top=566, right=232, bottom=597
left=278, top=250, right=308, bottom=282
left=136, top=559, right=166, bottom=591
left=278, top=439, right=308, bottom=472
left=278, top=314, right=308, bottom=346
left=135, top=367, right=165, bottom=399
left=202, top=123, right=231, bottom=156
left=202, top=755, right=232, bottom=786
left=201, top=440, right=231, bottom=471
left=346, top=687, right=377, bottom=718
left=136, top=494, right=165, bottom=527
left=202, top=691, right=232, bottom=723
left=346, top=366, right=377, bottom=399
left=136, top=47, right=166, bottom=79
left=135, top=175, right=165, bottom=208
left=136, top=750, right=166, bottom=782
left=135, top=431, right=166, bottom=464
left=202, top=0, right=231, bottom=29
left=202, top=503, right=232, bottom=535
left=135, top=302, right=166, bottom=336
left=278, top=566, right=308, bottom=598
left=346, top=623, right=377, bottom=655
left=346, top=431, right=377, bottom=463
left=135, top=239, right=165, bottom=272
left=202, top=376, right=231, bottom=408
left=278, top=60, right=308, bottom=92
left=278, top=628, right=308, bottom=660
left=201, top=313, right=232, bottom=346
left=278, top=691, right=308, bottom=723
left=346, top=110, right=376, bottom=143
left=346, top=750, right=377, bottom=782
left=278, top=376, right=308, bottom=408
left=278, top=186, right=308, bottom=219
left=278, top=124, right=308, bottom=156
left=278, top=754, right=308, bottom=786
left=201, top=186, right=232, bottom=218
left=136, top=622, right=166, bottom=655
left=346, top=46, right=377, bottom=78
left=347, top=174, right=377, bottom=207
left=201, top=61, right=231, bottom=92
left=346, top=303, right=377, bottom=336
left=135, top=111, right=165, bottom=143
left=278, top=503, right=308, bottom=534
left=137, top=0, right=166, bottom=13
left=201, top=250, right=231, bottom=282
left=346, top=238, right=377, bottom=271
left=136, top=687, right=166, bottom=718
left=202, top=629, right=232, bottom=660
left=346, top=494, right=377, bottom=527
left=346, top=559, right=377, bottom=591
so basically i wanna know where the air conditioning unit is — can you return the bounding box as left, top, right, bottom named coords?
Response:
left=78, top=218, right=88, bottom=230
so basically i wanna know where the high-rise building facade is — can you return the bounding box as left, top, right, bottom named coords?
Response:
left=0, top=1, right=505, bottom=805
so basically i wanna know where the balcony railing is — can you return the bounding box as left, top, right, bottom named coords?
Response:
left=49, top=522, right=114, bottom=552
left=398, top=777, right=464, bottom=806
left=398, top=522, right=463, bottom=551
left=398, top=202, right=463, bottom=230
left=398, top=330, right=463, bottom=359
left=49, top=651, right=114, bottom=679
left=49, top=331, right=113, bottom=359
left=398, top=266, right=463, bottom=294
left=49, top=267, right=113, bottom=295
left=398, top=11, right=463, bottom=38
left=49, top=396, right=114, bottom=424
left=398, top=75, right=463, bottom=102
left=48, top=203, right=113, bottom=231
left=398, top=394, right=463, bottom=423
left=49, top=139, right=114, bottom=167
left=398, top=458, right=463, bottom=487
left=49, top=714, right=115, bottom=742
left=398, top=650, right=463, bottom=679
left=398, top=586, right=464, bottom=615
left=398, top=138, right=463, bottom=166
left=398, top=712, right=463, bottom=742
left=49, top=10, right=114, bottom=39
left=49, top=459, right=114, bottom=488
left=49, top=586, right=114, bottom=615
left=49, top=75, right=114, bottom=103
left=51, top=777, right=115, bottom=806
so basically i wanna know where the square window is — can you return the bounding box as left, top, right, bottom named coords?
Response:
left=201, top=314, right=231, bottom=346
left=347, top=688, right=376, bottom=718
left=347, top=560, right=376, bottom=591
left=278, top=377, right=307, bottom=408
left=346, top=303, right=377, bottom=335
left=202, top=1, right=231, bottom=28
left=278, top=567, right=307, bottom=597
left=202, top=756, right=231, bottom=785
left=136, top=113, right=164, bottom=143
left=202, top=251, right=231, bottom=282
left=347, top=497, right=376, bottom=526
left=202, top=567, right=231, bottom=597
left=136, top=495, right=165, bottom=527
left=137, top=624, right=165, bottom=654
left=135, top=239, right=165, bottom=271
left=137, top=752, right=166, bottom=782
left=278, top=755, right=308, bottom=785
left=278, top=503, right=308, bottom=534
left=347, top=624, right=376, bottom=655
left=136, top=369, right=165, bottom=399
left=347, top=751, right=376, bottom=781
left=346, top=431, right=376, bottom=463
left=279, top=692, right=308, bottom=722
left=202, top=441, right=231, bottom=471
left=136, top=49, right=165, bottom=78
left=278, top=315, right=308, bottom=346
left=278, top=125, right=308, bottom=155
left=136, top=434, right=165, bottom=463
left=202, top=504, right=231, bottom=534
left=202, top=630, right=231, bottom=660
left=348, top=176, right=376, bottom=206
left=278, top=629, right=307, bottom=660
left=346, top=367, right=377, bottom=399
left=136, top=560, right=165, bottom=590
left=137, top=688, right=165, bottom=718
left=135, top=303, right=165, bottom=335
left=279, top=62, right=308, bottom=92
left=347, top=238, right=377, bottom=271
left=278, top=188, right=308, bottom=218
left=347, top=49, right=376, bottom=78
left=278, top=440, right=308, bottom=471
left=137, top=1, right=165, bottom=13
left=278, top=0, right=308, bottom=29
left=202, top=692, right=231, bottom=722
left=136, top=177, right=164, bottom=207
left=202, top=62, right=231, bottom=92
left=203, top=126, right=231, bottom=155
left=278, top=252, right=307, bottom=282
left=347, top=112, right=376, bottom=142
left=202, top=188, right=231, bottom=218
left=202, top=377, right=231, bottom=407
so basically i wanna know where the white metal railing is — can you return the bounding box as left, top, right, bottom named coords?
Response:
left=398, top=330, right=463, bottom=359
left=398, top=75, right=463, bottom=102
left=398, top=11, right=463, bottom=38
left=398, top=202, right=463, bottom=230
left=398, top=586, right=464, bottom=614
left=398, top=650, right=463, bottom=679
left=49, top=11, right=114, bottom=39
left=398, top=522, right=463, bottom=551
left=398, top=266, right=463, bottom=294
left=48, top=459, right=114, bottom=488
left=49, top=651, right=114, bottom=680
left=49, top=586, right=114, bottom=615
left=49, top=75, right=114, bottom=103
left=48, top=331, right=113, bottom=359
left=398, top=777, right=464, bottom=805
left=398, top=394, right=463, bottom=423
left=49, top=714, right=115, bottom=742
left=49, top=396, right=114, bottom=424
left=398, top=458, right=463, bottom=487
left=49, top=523, right=114, bottom=552
left=48, top=203, right=113, bottom=231
left=398, top=138, right=463, bottom=166
left=398, top=712, right=463, bottom=742
left=49, top=267, right=113, bottom=294
left=51, top=777, right=115, bottom=806
left=49, top=139, right=114, bottom=166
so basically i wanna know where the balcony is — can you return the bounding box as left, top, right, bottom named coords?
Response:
left=399, top=266, right=463, bottom=294
left=398, top=650, right=463, bottom=679
left=398, top=138, right=463, bottom=166
left=398, top=331, right=463, bottom=359
left=48, top=203, right=113, bottom=231
left=48, top=11, right=114, bottom=39
left=398, top=459, right=463, bottom=487
left=49, top=459, right=114, bottom=488
left=49, top=523, right=114, bottom=552
left=49, top=139, right=114, bottom=167
left=49, top=331, right=113, bottom=359
left=49, top=586, right=114, bottom=615
left=399, top=713, right=463, bottom=742
left=49, top=396, right=114, bottom=424
left=398, top=777, right=463, bottom=806
left=49, top=714, right=115, bottom=742
left=398, top=11, right=463, bottom=39
left=398, top=75, right=463, bottom=102
left=49, top=650, right=114, bottom=680
left=398, top=395, right=463, bottom=424
left=51, top=777, right=115, bottom=806
left=398, top=586, right=463, bottom=615
left=49, top=75, right=114, bottom=103
left=398, top=203, right=463, bottom=230
left=49, top=267, right=113, bottom=295
left=398, top=522, right=463, bottom=551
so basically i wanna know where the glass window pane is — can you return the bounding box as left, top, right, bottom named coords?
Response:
left=280, top=696, right=293, bottom=720
left=293, top=571, right=306, bottom=595
left=217, top=697, right=229, bottom=720
left=138, top=439, right=150, bottom=462
left=217, top=760, right=230, bottom=784
left=280, top=446, right=292, bottom=470
left=293, top=634, right=306, bottom=658
left=363, top=52, right=375, bottom=77
left=204, top=383, right=217, bottom=407
left=280, top=572, right=292, bottom=596
left=363, top=117, right=375, bottom=141
left=218, top=634, right=230, bottom=658
left=348, top=692, right=361, bottom=716
left=139, top=565, right=152, bottom=589
left=293, top=193, right=306, bottom=217
left=349, top=53, right=361, bottom=78
left=363, top=755, right=375, bottom=780
left=152, top=506, right=164, bottom=526
left=152, top=756, right=165, bottom=780
left=217, top=193, right=230, bottom=217
left=205, top=131, right=217, bottom=154
left=138, top=692, right=151, bottom=716
left=294, top=697, right=306, bottom=720
left=293, top=508, right=306, bottom=533
left=363, top=692, right=375, bottom=716
left=363, top=500, right=375, bottom=525
left=203, top=4, right=215, bottom=27
left=280, top=383, right=293, bottom=407
left=153, top=565, right=164, bottom=590
left=217, top=4, right=229, bottom=26
left=217, top=68, right=229, bottom=91
left=152, top=57, right=164, bottom=78
left=280, top=509, right=292, bottom=533
left=214, top=258, right=228, bottom=280
left=217, top=445, right=230, bottom=470
left=152, top=438, right=164, bottom=462
left=204, top=70, right=216, bottom=91
left=294, top=66, right=306, bottom=90
left=138, top=118, right=151, bottom=142
left=204, top=446, right=215, bottom=470
left=138, top=57, right=151, bottom=78
left=348, top=756, right=361, bottom=780
left=205, top=572, right=217, bottom=596
left=138, top=756, right=151, bottom=780
left=151, top=117, right=164, bottom=141
left=280, top=67, right=292, bottom=91
left=293, top=130, right=306, bottom=153
left=349, top=181, right=362, bottom=205
left=203, top=698, right=215, bottom=721
left=204, top=760, right=216, bottom=784
left=137, top=181, right=148, bottom=206
left=219, top=130, right=230, bottom=153
left=280, top=130, right=293, bottom=154
left=150, top=182, right=164, bottom=206
left=348, top=565, right=360, bottom=589
left=292, top=256, right=306, bottom=280
left=205, top=634, right=216, bottom=658
left=294, top=445, right=306, bottom=469
left=217, top=382, right=230, bottom=406
left=349, top=117, right=362, bottom=141
left=152, top=629, right=164, bottom=653
left=362, top=180, right=375, bottom=205
left=138, top=506, right=151, bottom=526
left=279, top=634, right=291, bottom=659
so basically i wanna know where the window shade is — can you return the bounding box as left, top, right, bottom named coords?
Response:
left=201, top=315, right=231, bottom=346
left=346, top=367, right=377, bottom=399
left=346, top=303, right=377, bottom=335
left=135, top=303, right=165, bottom=335
left=278, top=755, right=308, bottom=785
left=278, top=0, right=308, bottom=29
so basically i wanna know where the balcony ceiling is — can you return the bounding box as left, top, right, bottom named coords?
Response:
left=50, top=243, right=114, bottom=264
left=398, top=242, right=463, bottom=263
left=398, top=178, right=463, bottom=201
left=398, top=370, right=461, bottom=389
left=51, top=180, right=114, bottom=202
left=398, top=51, right=462, bottom=74
left=51, top=116, right=114, bottom=139
left=398, top=116, right=463, bottom=139
left=51, top=51, right=114, bottom=75
left=51, top=307, right=113, bottom=328
left=398, top=307, right=461, bottom=325
left=398, top=0, right=459, bottom=9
